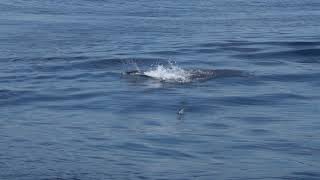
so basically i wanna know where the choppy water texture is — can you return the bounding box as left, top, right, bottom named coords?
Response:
left=1, top=0, right=320, bottom=179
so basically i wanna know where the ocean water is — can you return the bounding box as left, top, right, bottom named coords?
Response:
left=1, top=0, right=320, bottom=179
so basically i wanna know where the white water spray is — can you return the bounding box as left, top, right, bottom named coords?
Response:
left=143, top=62, right=191, bottom=83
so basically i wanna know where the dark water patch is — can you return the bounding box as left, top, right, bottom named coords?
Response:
left=286, top=171, right=320, bottom=180
left=31, top=57, right=120, bottom=72
left=204, top=123, right=231, bottom=130
left=56, top=72, right=115, bottom=81
left=0, top=74, right=34, bottom=84
left=43, top=101, right=113, bottom=112
left=11, top=138, right=30, bottom=143
left=199, top=41, right=263, bottom=53
left=216, top=75, right=264, bottom=87
left=259, top=73, right=320, bottom=83
left=114, top=142, right=194, bottom=159
left=194, top=48, right=220, bottom=54
left=263, top=41, right=320, bottom=47
left=73, top=57, right=169, bottom=72
left=199, top=41, right=320, bottom=61
left=0, top=89, right=33, bottom=99
left=218, top=46, right=262, bottom=53
left=183, top=102, right=222, bottom=114
left=197, top=41, right=256, bottom=48
left=70, top=58, right=124, bottom=70
left=266, top=93, right=313, bottom=100
left=233, top=116, right=290, bottom=124
left=12, top=57, right=168, bottom=73
left=41, top=178, right=81, bottom=180
left=10, top=56, right=91, bottom=64
left=232, top=141, right=315, bottom=156
left=55, top=72, right=96, bottom=80
left=37, top=141, right=59, bottom=147
left=42, top=91, right=108, bottom=102
left=214, top=93, right=311, bottom=106
left=0, top=89, right=35, bottom=106
left=251, top=60, right=287, bottom=66
left=86, top=143, right=110, bottom=152
left=32, top=74, right=58, bottom=80
left=210, top=69, right=248, bottom=78
left=199, top=40, right=320, bottom=48
left=143, top=120, right=162, bottom=126
left=146, top=50, right=187, bottom=56
left=86, top=136, right=109, bottom=142
left=296, top=58, right=320, bottom=64
left=32, top=64, right=71, bottom=73
left=216, top=96, right=272, bottom=106
left=280, top=41, right=320, bottom=47
left=41, top=56, right=90, bottom=62
left=62, top=126, right=91, bottom=131
left=244, top=129, right=272, bottom=136
left=142, top=135, right=205, bottom=145
left=116, top=100, right=182, bottom=114
left=198, top=42, right=230, bottom=48
left=1, top=90, right=109, bottom=107
left=235, top=48, right=320, bottom=60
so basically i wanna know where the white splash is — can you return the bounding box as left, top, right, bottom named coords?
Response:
left=143, top=63, right=191, bottom=83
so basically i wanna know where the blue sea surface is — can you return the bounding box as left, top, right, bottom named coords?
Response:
left=1, top=0, right=320, bottom=179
